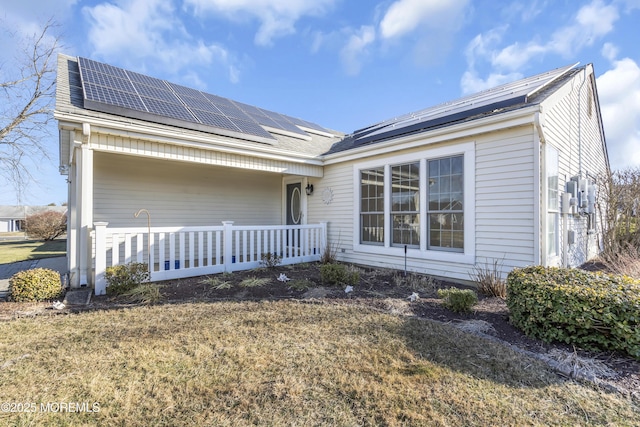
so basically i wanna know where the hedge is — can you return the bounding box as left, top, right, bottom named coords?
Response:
left=507, top=266, right=640, bottom=359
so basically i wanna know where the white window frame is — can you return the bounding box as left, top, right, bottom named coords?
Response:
left=352, top=141, right=475, bottom=264
left=545, top=144, right=560, bottom=265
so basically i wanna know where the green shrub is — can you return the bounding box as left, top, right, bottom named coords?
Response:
left=320, top=263, right=360, bottom=286
left=437, top=287, right=478, bottom=313
left=507, top=266, right=640, bottom=359
left=105, top=263, right=149, bottom=296
left=9, top=268, right=62, bottom=302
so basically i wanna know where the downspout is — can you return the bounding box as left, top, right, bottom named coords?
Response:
left=534, top=111, right=545, bottom=266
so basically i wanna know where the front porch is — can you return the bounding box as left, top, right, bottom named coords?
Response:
left=93, top=221, right=327, bottom=295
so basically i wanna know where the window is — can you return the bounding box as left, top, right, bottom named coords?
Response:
left=546, top=145, right=559, bottom=257
left=358, top=153, right=466, bottom=254
left=360, top=168, right=384, bottom=244
left=391, top=162, right=420, bottom=247
left=428, top=156, right=464, bottom=251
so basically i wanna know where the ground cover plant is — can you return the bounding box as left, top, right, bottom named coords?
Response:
left=1, top=301, right=638, bottom=426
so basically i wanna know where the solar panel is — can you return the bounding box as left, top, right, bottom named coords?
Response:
left=81, top=69, right=135, bottom=92
left=77, top=57, right=342, bottom=143
left=133, top=82, right=178, bottom=102
left=180, top=95, right=221, bottom=112
left=126, top=70, right=166, bottom=88
left=228, top=118, right=275, bottom=139
left=141, top=96, right=195, bottom=122
left=350, top=63, right=578, bottom=146
left=79, top=57, right=128, bottom=79
left=166, top=82, right=209, bottom=100
left=83, top=83, right=147, bottom=111
left=282, top=114, right=329, bottom=133
left=190, top=109, right=238, bottom=131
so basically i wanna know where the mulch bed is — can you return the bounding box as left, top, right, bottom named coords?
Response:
left=1, top=262, right=638, bottom=400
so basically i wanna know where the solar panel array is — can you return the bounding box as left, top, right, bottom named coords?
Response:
left=77, top=57, right=331, bottom=142
left=349, top=63, right=577, bottom=147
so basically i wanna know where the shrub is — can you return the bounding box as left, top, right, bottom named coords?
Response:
left=9, top=268, right=62, bottom=302
left=320, top=263, right=360, bottom=286
left=507, top=266, right=640, bottom=359
left=471, top=258, right=507, bottom=299
left=23, top=210, right=67, bottom=240
left=105, top=263, right=149, bottom=296
left=437, top=287, right=478, bottom=313
left=260, top=252, right=282, bottom=269
left=320, top=241, right=338, bottom=264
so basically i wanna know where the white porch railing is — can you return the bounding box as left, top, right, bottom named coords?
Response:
left=93, top=221, right=327, bottom=295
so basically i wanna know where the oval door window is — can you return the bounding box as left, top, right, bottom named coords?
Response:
left=290, top=187, right=301, bottom=224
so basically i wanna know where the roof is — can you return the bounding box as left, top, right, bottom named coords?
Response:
left=325, top=63, right=583, bottom=155
left=55, top=54, right=342, bottom=158
left=0, top=206, right=67, bottom=219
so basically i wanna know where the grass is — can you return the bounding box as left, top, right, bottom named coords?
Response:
left=0, top=239, right=66, bottom=264
left=0, top=301, right=638, bottom=426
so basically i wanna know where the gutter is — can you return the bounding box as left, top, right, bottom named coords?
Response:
left=55, top=111, right=326, bottom=167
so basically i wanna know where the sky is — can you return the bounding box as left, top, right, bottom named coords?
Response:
left=0, top=0, right=639, bottom=205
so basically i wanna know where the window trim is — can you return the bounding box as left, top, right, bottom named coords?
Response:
left=352, top=142, right=475, bottom=264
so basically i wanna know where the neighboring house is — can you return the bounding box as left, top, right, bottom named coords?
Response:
left=55, top=54, right=609, bottom=293
left=0, top=206, right=67, bottom=233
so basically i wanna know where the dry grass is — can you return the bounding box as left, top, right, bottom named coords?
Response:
left=0, top=301, right=638, bottom=426
left=0, top=239, right=66, bottom=264
left=470, top=258, right=507, bottom=299
left=239, top=277, right=271, bottom=288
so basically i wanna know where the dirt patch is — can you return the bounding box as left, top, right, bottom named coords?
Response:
left=1, top=262, right=638, bottom=400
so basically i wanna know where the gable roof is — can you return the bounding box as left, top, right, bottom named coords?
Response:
left=325, top=63, right=583, bottom=155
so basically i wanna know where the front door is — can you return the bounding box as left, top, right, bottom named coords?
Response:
left=286, top=183, right=302, bottom=226
left=286, top=183, right=302, bottom=251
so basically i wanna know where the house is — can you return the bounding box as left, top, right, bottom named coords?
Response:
left=55, top=54, right=609, bottom=294
left=0, top=206, right=67, bottom=233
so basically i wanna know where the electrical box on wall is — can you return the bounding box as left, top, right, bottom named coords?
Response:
left=567, top=230, right=575, bottom=245
left=587, top=184, right=596, bottom=214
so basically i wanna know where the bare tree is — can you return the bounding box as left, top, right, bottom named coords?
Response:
left=596, top=167, right=640, bottom=276
left=0, top=19, right=60, bottom=200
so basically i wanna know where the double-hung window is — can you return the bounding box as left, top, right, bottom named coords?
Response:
left=428, top=156, right=464, bottom=251
left=391, top=162, right=420, bottom=247
left=358, top=152, right=466, bottom=254
left=360, top=167, right=385, bottom=245
left=546, top=145, right=559, bottom=258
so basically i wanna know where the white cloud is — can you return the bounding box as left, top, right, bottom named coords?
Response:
left=462, top=0, right=620, bottom=93
left=184, top=0, right=336, bottom=46
left=460, top=70, right=523, bottom=94
left=379, top=0, right=469, bottom=39
left=340, top=26, right=376, bottom=76
left=601, top=42, right=619, bottom=61
left=597, top=57, right=640, bottom=170
left=83, top=0, right=233, bottom=79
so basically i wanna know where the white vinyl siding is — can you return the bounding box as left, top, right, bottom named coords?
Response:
left=93, top=152, right=283, bottom=228
left=539, top=67, right=609, bottom=266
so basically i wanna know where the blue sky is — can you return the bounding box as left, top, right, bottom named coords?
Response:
left=1, top=0, right=639, bottom=205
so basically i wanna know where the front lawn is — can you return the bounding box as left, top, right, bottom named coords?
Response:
left=0, top=301, right=637, bottom=426
left=0, top=239, right=66, bottom=264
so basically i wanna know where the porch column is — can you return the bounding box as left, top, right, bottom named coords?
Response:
left=77, top=142, right=94, bottom=287
left=67, top=159, right=78, bottom=287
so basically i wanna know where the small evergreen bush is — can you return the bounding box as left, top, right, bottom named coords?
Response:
left=105, top=263, right=149, bottom=296
left=320, top=263, right=360, bottom=286
left=507, top=266, right=640, bottom=359
left=437, top=287, right=478, bottom=313
left=9, top=268, right=62, bottom=302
